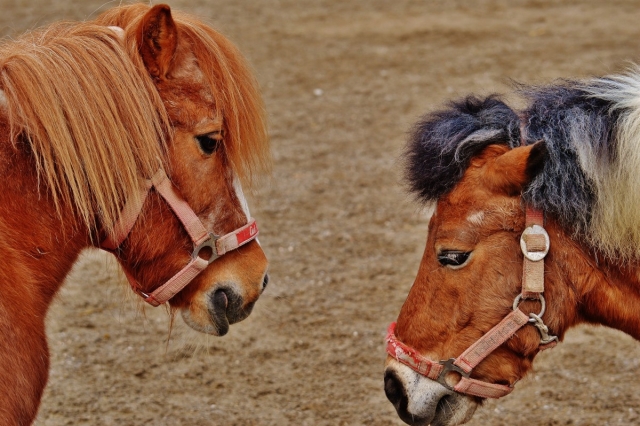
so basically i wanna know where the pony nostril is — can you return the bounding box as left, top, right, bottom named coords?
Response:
left=384, top=370, right=407, bottom=409
left=209, top=289, right=230, bottom=336
left=262, top=273, right=269, bottom=291
left=209, top=287, right=250, bottom=327
left=213, top=289, right=229, bottom=310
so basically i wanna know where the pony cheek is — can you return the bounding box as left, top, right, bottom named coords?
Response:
left=509, top=323, right=545, bottom=357
left=475, top=348, right=533, bottom=386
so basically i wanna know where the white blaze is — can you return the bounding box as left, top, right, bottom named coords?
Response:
left=233, top=176, right=251, bottom=220
left=233, top=176, right=259, bottom=245
left=466, top=211, right=485, bottom=226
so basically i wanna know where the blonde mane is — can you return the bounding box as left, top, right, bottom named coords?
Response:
left=580, top=69, right=640, bottom=260
left=0, top=21, right=169, bottom=234
left=0, top=4, right=270, bottom=235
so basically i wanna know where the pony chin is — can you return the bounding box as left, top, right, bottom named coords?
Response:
left=180, top=296, right=228, bottom=336
left=384, top=359, right=478, bottom=426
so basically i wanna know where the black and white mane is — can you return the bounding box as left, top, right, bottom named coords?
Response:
left=405, top=70, right=640, bottom=259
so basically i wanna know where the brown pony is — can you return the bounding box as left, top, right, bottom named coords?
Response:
left=384, top=74, right=640, bottom=425
left=0, top=4, right=270, bottom=425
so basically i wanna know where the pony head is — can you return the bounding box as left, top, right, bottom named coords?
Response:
left=383, top=91, right=614, bottom=424
left=91, top=4, right=271, bottom=335
left=385, top=142, right=551, bottom=425
left=0, top=5, right=271, bottom=423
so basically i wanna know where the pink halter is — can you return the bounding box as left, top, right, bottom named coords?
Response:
left=386, top=207, right=558, bottom=399
left=100, top=169, right=259, bottom=307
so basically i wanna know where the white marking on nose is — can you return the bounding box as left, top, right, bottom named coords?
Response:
left=233, top=176, right=259, bottom=246
left=385, top=360, right=478, bottom=424
left=233, top=176, right=250, bottom=220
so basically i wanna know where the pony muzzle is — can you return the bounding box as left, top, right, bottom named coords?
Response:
left=207, top=285, right=255, bottom=336
left=384, top=360, right=473, bottom=426
left=179, top=241, right=268, bottom=336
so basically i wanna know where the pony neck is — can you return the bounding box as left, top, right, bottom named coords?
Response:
left=0, top=136, right=90, bottom=305
left=547, top=219, right=640, bottom=340
left=0, top=128, right=90, bottom=425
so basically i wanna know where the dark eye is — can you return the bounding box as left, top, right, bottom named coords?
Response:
left=195, top=131, right=222, bottom=155
left=438, top=251, right=471, bottom=268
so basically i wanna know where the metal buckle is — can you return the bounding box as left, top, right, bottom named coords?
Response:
left=520, top=224, right=550, bottom=261
left=528, top=313, right=559, bottom=345
left=437, top=358, right=470, bottom=391
left=192, top=233, right=220, bottom=265
left=512, top=294, right=558, bottom=345
left=512, top=293, right=546, bottom=318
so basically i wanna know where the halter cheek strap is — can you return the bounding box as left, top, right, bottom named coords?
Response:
left=100, top=169, right=259, bottom=307
left=386, top=207, right=558, bottom=399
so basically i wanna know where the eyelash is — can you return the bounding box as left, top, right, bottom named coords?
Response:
left=437, top=251, right=471, bottom=268
left=195, top=132, right=222, bottom=155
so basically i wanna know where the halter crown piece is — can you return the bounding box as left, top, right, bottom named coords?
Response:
left=100, top=169, right=259, bottom=307
left=385, top=206, right=558, bottom=399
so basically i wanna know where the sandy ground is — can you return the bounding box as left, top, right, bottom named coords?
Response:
left=2, top=0, right=640, bottom=425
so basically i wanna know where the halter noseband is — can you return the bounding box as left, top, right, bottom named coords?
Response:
left=100, top=169, right=259, bottom=306
left=386, top=206, right=558, bottom=399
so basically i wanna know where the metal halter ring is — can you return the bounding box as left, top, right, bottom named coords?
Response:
left=512, top=293, right=546, bottom=320
left=520, top=224, right=550, bottom=261
left=192, top=233, right=221, bottom=265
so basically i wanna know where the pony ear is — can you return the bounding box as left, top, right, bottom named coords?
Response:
left=487, top=141, right=547, bottom=195
left=136, top=4, right=178, bottom=79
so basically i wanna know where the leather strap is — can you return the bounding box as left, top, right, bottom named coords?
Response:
left=100, top=169, right=259, bottom=306
left=453, top=377, right=513, bottom=398
left=101, top=182, right=151, bottom=251
left=386, top=310, right=530, bottom=399
left=386, top=322, right=444, bottom=381
left=454, top=309, right=530, bottom=373
left=128, top=220, right=258, bottom=307
left=521, top=206, right=547, bottom=297
left=141, top=257, right=209, bottom=306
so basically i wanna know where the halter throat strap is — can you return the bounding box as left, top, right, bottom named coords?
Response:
left=386, top=207, right=557, bottom=399
left=100, top=169, right=259, bottom=306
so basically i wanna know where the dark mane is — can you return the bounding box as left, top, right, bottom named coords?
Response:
left=404, top=95, right=521, bottom=202
left=406, top=80, right=622, bottom=246
left=521, top=82, right=617, bottom=236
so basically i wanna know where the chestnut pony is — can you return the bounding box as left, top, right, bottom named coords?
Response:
left=384, top=71, right=640, bottom=425
left=0, top=4, right=270, bottom=425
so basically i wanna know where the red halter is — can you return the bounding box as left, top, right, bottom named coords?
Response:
left=386, top=207, right=558, bottom=399
left=100, top=169, right=259, bottom=307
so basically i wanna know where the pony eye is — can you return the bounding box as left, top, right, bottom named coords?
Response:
left=195, top=131, right=222, bottom=155
left=438, top=251, right=471, bottom=268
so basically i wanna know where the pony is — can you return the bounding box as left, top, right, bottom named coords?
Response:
left=383, top=69, right=640, bottom=425
left=0, top=4, right=270, bottom=425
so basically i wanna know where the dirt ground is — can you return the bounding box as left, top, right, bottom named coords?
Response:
left=3, top=0, right=640, bottom=425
